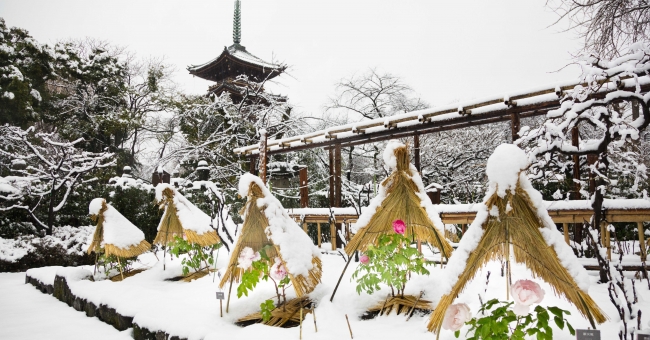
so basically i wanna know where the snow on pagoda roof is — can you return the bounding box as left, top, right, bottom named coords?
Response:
left=187, top=44, right=284, bottom=74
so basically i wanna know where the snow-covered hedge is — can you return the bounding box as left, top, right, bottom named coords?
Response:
left=0, top=225, right=94, bottom=272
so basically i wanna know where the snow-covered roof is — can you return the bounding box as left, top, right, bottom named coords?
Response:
left=187, top=44, right=284, bottom=75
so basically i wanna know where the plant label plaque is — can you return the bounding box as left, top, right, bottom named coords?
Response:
left=576, top=329, right=600, bottom=340
left=216, top=292, right=225, bottom=300
left=638, top=334, right=650, bottom=340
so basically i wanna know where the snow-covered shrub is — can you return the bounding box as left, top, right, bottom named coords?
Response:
left=0, top=225, right=94, bottom=272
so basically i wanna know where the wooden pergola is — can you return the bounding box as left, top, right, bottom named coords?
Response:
left=235, top=76, right=650, bottom=264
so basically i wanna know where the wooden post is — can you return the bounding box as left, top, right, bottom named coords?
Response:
left=639, top=222, right=647, bottom=261
left=259, top=131, right=268, bottom=185
left=299, top=167, right=309, bottom=208
left=413, top=134, right=421, bottom=173
left=249, top=155, right=258, bottom=175
left=330, top=222, right=337, bottom=250
left=317, top=222, right=322, bottom=248
left=335, top=144, right=342, bottom=207
left=302, top=221, right=308, bottom=233
left=510, top=111, right=520, bottom=142
left=563, top=223, right=570, bottom=245
left=329, top=148, right=334, bottom=207
left=462, top=224, right=467, bottom=236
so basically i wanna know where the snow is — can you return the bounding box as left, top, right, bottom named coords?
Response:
left=155, top=184, right=214, bottom=236
left=238, top=173, right=320, bottom=277
left=13, top=248, right=649, bottom=340
left=0, top=225, right=93, bottom=263
left=0, top=273, right=133, bottom=340
left=88, top=198, right=146, bottom=249
left=486, top=144, right=530, bottom=198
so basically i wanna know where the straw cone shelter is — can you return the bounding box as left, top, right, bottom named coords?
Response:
left=345, top=141, right=453, bottom=259
left=87, top=198, right=151, bottom=258
left=220, top=174, right=322, bottom=298
left=427, top=144, right=606, bottom=336
left=154, top=184, right=220, bottom=247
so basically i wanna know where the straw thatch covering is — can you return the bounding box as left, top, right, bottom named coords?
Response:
left=345, top=142, right=453, bottom=259
left=363, top=294, right=432, bottom=319
left=88, top=198, right=151, bottom=258
left=220, top=177, right=322, bottom=298
left=154, top=186, right=220, bottom=247
left=236, top=296, right=312, bottom=328
left=427, top=185, right=607, bottom=336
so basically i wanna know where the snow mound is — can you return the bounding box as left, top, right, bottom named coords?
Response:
left=486, top=143, right=529, bottom=198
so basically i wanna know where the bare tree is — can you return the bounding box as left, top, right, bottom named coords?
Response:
left=0, top=125, right=114, bottom=234
left=328, top=68, right=427, bottom=120
left=548, top=0, right=650, bottom=57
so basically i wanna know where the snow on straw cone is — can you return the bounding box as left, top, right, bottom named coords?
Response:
left=153, top=185, right=220, bottom=247
left=88, top=198, right=151, bottom=258
left=220, top=175, right=322, bottom=297
left=344, top=141, right=453, bottom=259
left=427, top=144, right=606, bottom=336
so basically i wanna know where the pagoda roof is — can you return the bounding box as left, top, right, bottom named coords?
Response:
left=188, top=43, right=285, bottom=83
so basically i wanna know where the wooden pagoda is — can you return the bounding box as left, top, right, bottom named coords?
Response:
left=187, top=0, right=286, bottom=103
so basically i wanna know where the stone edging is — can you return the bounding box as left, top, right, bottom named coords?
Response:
left=25, top=273, right=187, bottom=340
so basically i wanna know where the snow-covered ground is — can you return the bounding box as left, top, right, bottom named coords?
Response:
left=0, top=272, right=132, bottom=340
left=6, top=246, right=649, bottom=340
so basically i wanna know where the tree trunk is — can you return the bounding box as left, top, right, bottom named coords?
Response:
left=46, top=179, right=56, bottom=236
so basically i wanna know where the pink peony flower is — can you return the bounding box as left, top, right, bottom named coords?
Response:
left=442, top=303, right=471, bottom=331
left=237, top=247, right=261, bottom=270
left=392, top=219, right=406, bottom=234
left=359, top=254, right=369, bottom=264
left=511, top=279, right=545, bottom=315
left=270, top=257, right=288, bottom=281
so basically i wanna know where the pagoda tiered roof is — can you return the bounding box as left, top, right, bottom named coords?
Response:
left=187, top=43, right=285, bottom=83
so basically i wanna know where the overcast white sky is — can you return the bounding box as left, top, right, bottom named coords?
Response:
left=1, top=0, right=581, bottom=116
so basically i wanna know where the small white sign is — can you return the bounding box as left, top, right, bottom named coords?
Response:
left=216, top=292, right=225, bottom=300
left=576, top=329, right=600, bottom=340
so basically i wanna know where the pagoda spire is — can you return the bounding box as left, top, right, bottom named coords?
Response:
left=233, top=0, right=241, bottom=44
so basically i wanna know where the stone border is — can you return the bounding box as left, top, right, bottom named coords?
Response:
left=25, top=272, right=187, bottom=340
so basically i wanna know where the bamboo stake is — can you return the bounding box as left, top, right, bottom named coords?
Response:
left=312, top=306, right=318, bottom=332
left=226, top=278, right=234, bottom=313
left=345, top=314, right=353, bottom=339
left=299, top=307, right=303, bottom=340
left=406, top=291, right=424, bottom=321
left=329, top=254, right=354, bottom=302
left=117, top=257, right=124, bottom=281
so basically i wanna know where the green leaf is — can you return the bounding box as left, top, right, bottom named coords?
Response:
left=553, top=316, right=564, bottom=329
